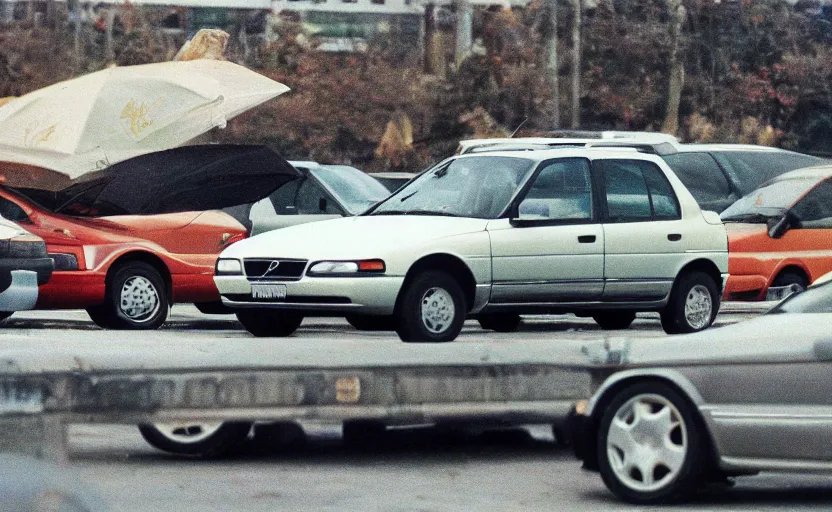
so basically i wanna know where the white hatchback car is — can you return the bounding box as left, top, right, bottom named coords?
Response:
left=215, top=149, right=729, bottom=342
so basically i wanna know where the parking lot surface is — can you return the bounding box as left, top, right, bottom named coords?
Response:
left=5, top=303, right=832, bottom=511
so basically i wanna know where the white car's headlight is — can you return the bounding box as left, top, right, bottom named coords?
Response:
left=308, top=259, right=385, bottom=276
left=216, top=258, right=243, bottom=275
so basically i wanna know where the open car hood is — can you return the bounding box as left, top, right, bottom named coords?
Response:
left=10, top=145, right=301, bottom=217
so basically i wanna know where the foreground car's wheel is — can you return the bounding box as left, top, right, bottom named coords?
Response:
left=478, top=313, right=521, bottom=332
left=395, top=271, right=466, bottom=343
left=236, top=309, right=303, bottom=337
left=592, top=311, right=636, bottom=330
left=660, top=272, right=718, bottom=334
left=194, top=301, right=234, bottom=315
left=91, top=262, right=169, bottom=330
left=346, top=315, right=396, bottom=331
left=597, top=382, right=705, bottom=504
left=139, top=422, right=252, bottom=457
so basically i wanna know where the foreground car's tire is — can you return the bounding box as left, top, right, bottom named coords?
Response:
left=592, top=311, right=636, bottom=330
left=597, top=382, right=705, bottom=504
left=346, top=315, right=396, bottom=331
left=194, top=301, right=235, bottom=315
left=395, top=271, right=466, bottom=343
left=93, top=262, right=169, bottom=330
left=139, top=422, right=252, bottom=458
left=477, top=313, right=521, bottom=332
left=236, top=309, right=303, bottom=337
left=660, top=272, right=718, bottom=334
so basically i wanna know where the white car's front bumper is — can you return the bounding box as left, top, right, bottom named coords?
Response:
left=215, top=275, right=405, bottom=315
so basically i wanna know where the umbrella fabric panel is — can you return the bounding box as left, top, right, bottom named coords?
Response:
left=62, top=145, right=301, bottom=216
left=0, top=60, right=289, bottom=179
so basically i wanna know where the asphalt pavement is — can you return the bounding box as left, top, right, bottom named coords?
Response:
left=4, top=303, right=831, bottom=511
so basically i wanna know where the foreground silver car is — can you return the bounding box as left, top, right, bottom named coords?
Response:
left=571, top=282, right=832, bottom=504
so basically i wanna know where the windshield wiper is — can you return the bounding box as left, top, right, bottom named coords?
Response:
left=371, top=209, right=462, bottom=217
left=721, top=212, right=779, bottom=223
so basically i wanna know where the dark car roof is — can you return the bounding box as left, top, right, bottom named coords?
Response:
left=766, top=164, right=832, bottom=183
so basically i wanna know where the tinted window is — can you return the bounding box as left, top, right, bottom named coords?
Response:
left=311, top=166, right=390, bottom=215
left=792, top=179, right=832, bottom=229
left=296, top=180, right=341, bottom=215
left=0, top=197, right=29, bottom=223
left=598, top=160, right=652, bottom=221
left=268, top=180, right=300, bottom=214
left=713, top=151, right=826, bottom=194
left=518, top=158, right=593, bottom=221
left=642, top=164, right=681, bottom=219
left=660, top=153, right=732, bottom=204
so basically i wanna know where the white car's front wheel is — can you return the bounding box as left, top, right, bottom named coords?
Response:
left=236, top=309, right=304, bottom=337
left=395, top=271, right=466, bottom=343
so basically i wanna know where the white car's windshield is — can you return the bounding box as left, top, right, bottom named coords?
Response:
left=369, top=156, right=535, bottom=219
left=312, top=165, right=391, bottom=215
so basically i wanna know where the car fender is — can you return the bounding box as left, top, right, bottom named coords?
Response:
left=384, top=230, right=492, bottom=284
left=766, top=258, right=812, bottom=286
left=83, top=242, right=203, bottom=276
left=586, top=367, right=706, bottom=419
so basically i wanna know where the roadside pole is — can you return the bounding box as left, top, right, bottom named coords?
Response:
left=454, top=0, right=473, bottom=66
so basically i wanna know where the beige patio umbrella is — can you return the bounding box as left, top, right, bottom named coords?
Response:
left=0, top=59, right=288, bottom=182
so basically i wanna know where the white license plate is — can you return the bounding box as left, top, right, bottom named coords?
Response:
left=251, top=284, right=287, bottom=301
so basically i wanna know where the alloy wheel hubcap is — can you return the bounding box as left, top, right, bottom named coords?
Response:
left=120, top=276, right=160, bottom=322
left=153, top=423, right=224, bottom=444
left=606, top=393, right=688, bottom=492
left=684, top=284, right=712, bottom=330
left=420, top=287, right=455, bottom=334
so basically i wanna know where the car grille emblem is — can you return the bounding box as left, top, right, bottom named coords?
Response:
left=262, top=260, right=280, bottom=278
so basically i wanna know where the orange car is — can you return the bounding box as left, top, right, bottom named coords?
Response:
left=0, top=145, right=299, bottom=329
left=720, top=165, right=832, bottom=301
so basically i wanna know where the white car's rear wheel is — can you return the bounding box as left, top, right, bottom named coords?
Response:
left=661, top=272, right=719, bottom=334
left=597, top=382, right=705, bottom=504
left=395, top=271, right=466, bottom=343
left=139, top=422, right=252, bottom=457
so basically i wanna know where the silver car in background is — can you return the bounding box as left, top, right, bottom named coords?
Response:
left=571, top=280, right=832, bottom=504
left=226, top=161, right=391, bottom=236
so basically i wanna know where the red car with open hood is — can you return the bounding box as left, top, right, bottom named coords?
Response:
left=0, top=145, right=300, bottom=329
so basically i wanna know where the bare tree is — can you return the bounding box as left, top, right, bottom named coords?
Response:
left=662, top=0, right=686, bottom=135
left=570, top=0, right=582, bottom=129
left=543, top=0, right=560, bottom=129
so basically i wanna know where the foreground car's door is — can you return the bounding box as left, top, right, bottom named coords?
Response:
left=488, top=157, right=604, bottom=303
left=596, top=159, right=686, bottom=301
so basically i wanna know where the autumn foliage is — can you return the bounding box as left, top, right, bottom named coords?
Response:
left=0, top=0, right=830, bottom=173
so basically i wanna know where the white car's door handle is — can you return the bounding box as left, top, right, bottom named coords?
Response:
left=578, top=235, right=596, bottom=244
left=668, top=233, right=682, bottom=242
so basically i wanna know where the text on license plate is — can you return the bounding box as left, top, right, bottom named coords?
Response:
left=251, top=284, right=287, bottom=300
